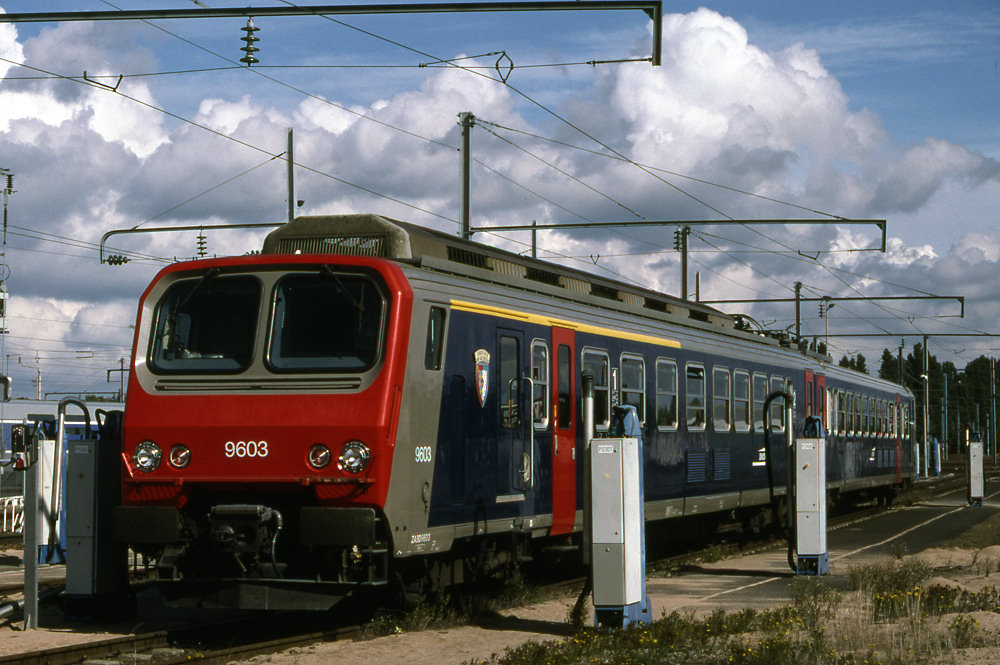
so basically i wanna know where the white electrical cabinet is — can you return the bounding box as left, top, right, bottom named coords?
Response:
left=968, top=439, right=984, bottom=507
left=795, top=437, right=828, bottom=575
left=589, top=437, right=650, bottom=626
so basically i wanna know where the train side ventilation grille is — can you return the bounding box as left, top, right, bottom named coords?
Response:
left=686, top=449, right=707, bottom=484
left=713, top=449, right=731, bottom=481
left=276, top=234, right=388, bottom=257
left=447, top=246, right=491, bottom=270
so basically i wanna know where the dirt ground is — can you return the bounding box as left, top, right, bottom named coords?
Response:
left=3, top=544, right=1000, bottom=664
left=222, top=545, right=1000, bottom=665
left=898, top=546, right=1000, bottom=665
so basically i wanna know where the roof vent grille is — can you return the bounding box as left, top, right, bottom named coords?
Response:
left=447, top=246, right=491, bottom=270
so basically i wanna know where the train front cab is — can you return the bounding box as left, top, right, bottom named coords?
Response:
left=113, top=254, right=414, bottom=609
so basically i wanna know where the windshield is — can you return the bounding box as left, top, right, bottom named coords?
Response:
left=268, top=272, right=386, bottom=372
left=150, top=274, right=261, bottom=373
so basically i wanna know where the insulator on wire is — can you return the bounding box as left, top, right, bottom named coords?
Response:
left=106, top=254, right=130, bottom=266
left=240, top=18, right=260, bottom=66
left=197, top=231, right=208, bottom=257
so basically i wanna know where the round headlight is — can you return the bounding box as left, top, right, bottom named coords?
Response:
left=134, top=440, right=162, bottom=473
left=338, top=440, right=370, bottom=474
left=168, top=444, right=191, bottom=469
left=307, top=443, right=331, bottom=469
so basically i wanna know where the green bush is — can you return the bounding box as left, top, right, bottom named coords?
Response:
left=948, top=613, right=979, bottom=648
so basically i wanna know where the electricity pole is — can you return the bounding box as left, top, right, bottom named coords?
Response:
left=107, top=358, right=128, bottom=401
left=459, top=112, right=474, bottom=240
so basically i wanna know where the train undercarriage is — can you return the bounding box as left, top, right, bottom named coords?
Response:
left=115, top=477, right=906, bottom=611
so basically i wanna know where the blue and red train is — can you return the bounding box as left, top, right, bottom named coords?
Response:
left=113, top=214, right=915, bottom=608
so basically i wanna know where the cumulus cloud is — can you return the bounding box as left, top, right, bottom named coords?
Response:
left=872, top=139, right=1000, bottom=213
left=0, top=5, right=998, bottom=394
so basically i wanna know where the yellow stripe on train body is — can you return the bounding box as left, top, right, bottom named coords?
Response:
left=449, top=299, right=682, bottom=349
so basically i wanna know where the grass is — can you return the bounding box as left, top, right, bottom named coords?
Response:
left=464, top=560, right=1000, bottom=665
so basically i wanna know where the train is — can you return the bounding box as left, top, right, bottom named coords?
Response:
left=112, top=214, right=916, bottom=609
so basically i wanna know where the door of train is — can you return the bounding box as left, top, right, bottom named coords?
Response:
left=497, top=329, right=531, bottom=499
left=551, top=326, right=576, bottom=535
left=804, top=371, right=827, bottom=426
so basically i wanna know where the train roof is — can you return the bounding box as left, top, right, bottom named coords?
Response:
left=262, top=214, right=876, bottom=373
left=263, top=213, right=742, bottom=326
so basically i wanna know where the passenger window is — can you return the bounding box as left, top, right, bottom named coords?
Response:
left=734, top=371, right=750, bottom=432
left=769, top=376, right=785, bottom=432
left=530, top=341, right=549, bottom=429
left=558, top=344, right=571, bottom=429
left=499, top=336, right=520, bottom=430
left=837, top=391, right=845, bottom=434
left=828, top=388, right=835, bottom=434
left=655, top=359, right=678, bottom=431
left=862, top=395, right=869, bottom=435
left=620, top=354, right=645, bottom=424
left=583, top=349, right=610, bottom=430
left=713, top=367, right=731, bottom=431
left=846, top=393, right=854, bottom=435
left=752, top=372, right=767, bottom=432
left=853, top=393, right=861, bottom=434
left=424, top=306, right=446, bottom=370
left=686, top=364, right=706, bottom=431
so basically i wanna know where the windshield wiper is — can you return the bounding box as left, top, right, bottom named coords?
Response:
left=164, top=266, right=221, bottom=355
left=176, top=266, right=221, bottom=312
left=320, top=265, right=365, bottom=316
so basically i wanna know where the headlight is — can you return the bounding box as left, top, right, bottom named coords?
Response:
left=133, top=440, right=162, bottom=473
left=338, top=440, right=370, bottom=474
left=307, top=443, right=331, bottom=469
left=168, top=444, right=191, bottom=469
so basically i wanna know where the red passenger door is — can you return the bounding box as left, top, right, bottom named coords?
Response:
left=551, top=327, right=576, bottom=535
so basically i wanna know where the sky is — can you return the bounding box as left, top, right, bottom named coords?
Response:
left=0, top=1, right=997, bottom=399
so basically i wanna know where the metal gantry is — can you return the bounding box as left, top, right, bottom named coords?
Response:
left=0, top=2, right=663, bottom=66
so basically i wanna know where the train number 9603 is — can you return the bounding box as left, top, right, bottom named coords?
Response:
left=225, top=440, right=269, bottom=458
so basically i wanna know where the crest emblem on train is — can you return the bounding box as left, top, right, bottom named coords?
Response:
left=474, top=349, right=491, bottom=407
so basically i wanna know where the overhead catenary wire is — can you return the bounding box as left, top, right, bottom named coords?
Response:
left=5, top=6, right=976, bottom=358
left=6, top=4, right=846, bottom=272
left=0, top=54, right=456, bottom=226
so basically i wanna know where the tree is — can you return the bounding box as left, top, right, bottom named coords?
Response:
left=838, top=353, right=869, bottom=374
left=878, top=348, right=898, bottom=383
left=877, top=342, right=991, bottom=449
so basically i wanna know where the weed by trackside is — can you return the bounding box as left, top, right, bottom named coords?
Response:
left=465, top=570, right=1000, bottom=665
